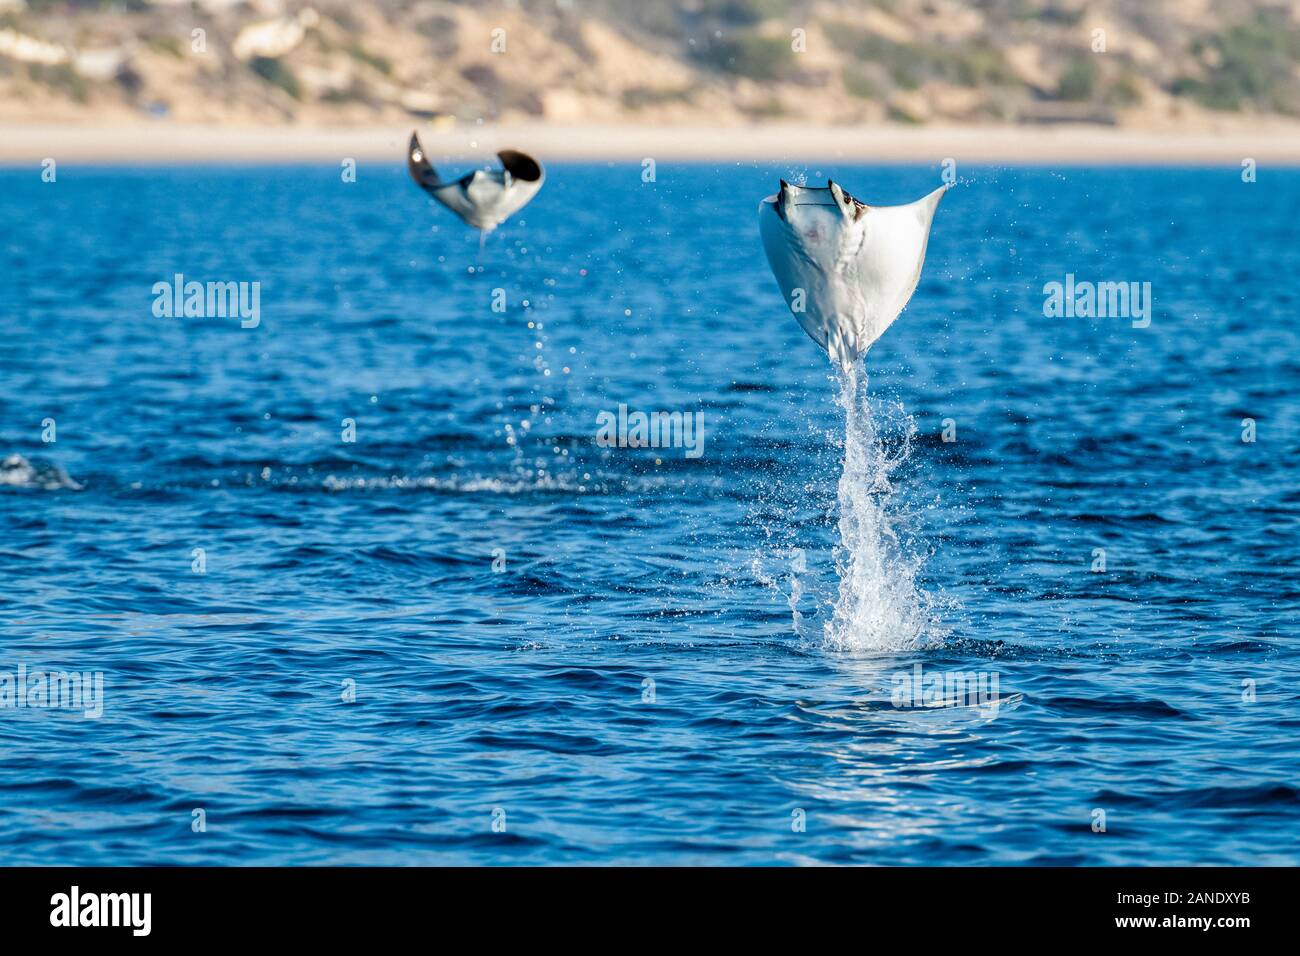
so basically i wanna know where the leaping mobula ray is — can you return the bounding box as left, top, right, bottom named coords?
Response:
left=759, top=179, right=949, bottom=370
left=407, top=131, right=544, bottom=232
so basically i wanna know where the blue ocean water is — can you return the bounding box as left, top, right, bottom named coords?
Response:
left=0, top=161, right=1296, bottom=865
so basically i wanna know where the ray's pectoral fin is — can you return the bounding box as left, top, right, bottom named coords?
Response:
left=496, top=150, right=543, bottom=184
left=407, top=131, right=442, bottom=194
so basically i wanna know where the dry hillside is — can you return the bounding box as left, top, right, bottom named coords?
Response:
left=1, top=0, right=1298, bottom=127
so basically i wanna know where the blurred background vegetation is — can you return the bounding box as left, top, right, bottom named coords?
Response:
left=1, top=0, right=1298, bottom=125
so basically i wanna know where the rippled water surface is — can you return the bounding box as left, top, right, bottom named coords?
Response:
left=1, top=162, right=1296, bottom=864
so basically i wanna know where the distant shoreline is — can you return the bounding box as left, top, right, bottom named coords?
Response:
left=4, top=122, right=1300, bottom=166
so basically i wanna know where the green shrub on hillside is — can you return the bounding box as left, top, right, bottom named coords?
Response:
left=1177, top=16, right=1300, bottom=112
left=1105, top=73, right=1143, bottom=108
left=27, top=63, right=88, bottom=103
left=250, top=57, right=301, bottom=100
left=828, top=27, right=1017, bottom=92
left=1058, top=58, right=1095, bottom=101
left=696, top=0, right=793, bottom=27
left=694, top=32, right=796, bottom=81
left=621, top=86, right=695, bottom=109
left=842, top=68, right=879, bottom=100
left=144, top=34, right=183, bottom=58
left=345, top=43, right=392, bottom=76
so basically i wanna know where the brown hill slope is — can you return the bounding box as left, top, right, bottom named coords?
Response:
left=1, top=0, right=1298, bottom=128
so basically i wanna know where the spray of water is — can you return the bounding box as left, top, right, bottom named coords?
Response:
left=823, top=364, right=940, bottom=653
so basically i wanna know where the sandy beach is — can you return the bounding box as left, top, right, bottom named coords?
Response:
left=4, top=121, right=1300, bottom=166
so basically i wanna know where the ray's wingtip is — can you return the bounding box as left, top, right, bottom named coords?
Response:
left=496, top=148, right=544, bottom=183
left=922, top=180, right=952, bottom=207
left=407, top=129, right=441, bottom=190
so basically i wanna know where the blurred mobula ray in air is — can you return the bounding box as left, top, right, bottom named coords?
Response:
left=407, top=131, right=544, bottom=232
left=759, top=180, right=949, bottom=370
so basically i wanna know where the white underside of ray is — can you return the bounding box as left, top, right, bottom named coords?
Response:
left=432, top=169, right=543, bottom=232
left=759, top=182, right=948, bottom=369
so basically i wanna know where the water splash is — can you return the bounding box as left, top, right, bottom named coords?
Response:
left=788, top=547, right=807, bottom=635
left=824, top=366, right=941, bottom=653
